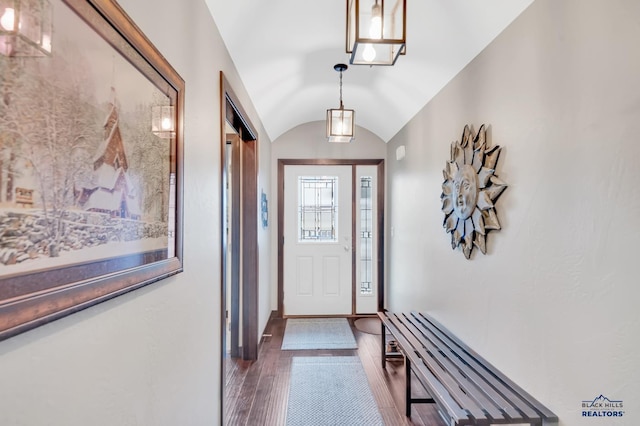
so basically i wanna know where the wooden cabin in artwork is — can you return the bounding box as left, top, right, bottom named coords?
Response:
left=77, top=90, right=141, bottom=220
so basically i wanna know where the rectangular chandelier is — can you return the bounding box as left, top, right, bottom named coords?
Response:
left=326, top=63, right=355, bottom=143
left=346, top=0, right=406, bottom=66
left=326, top=107, right=355, bottom=143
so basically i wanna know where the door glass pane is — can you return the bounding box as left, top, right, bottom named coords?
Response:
left=360, top=176, right=373, bottom=295
left=298, top=176, right=338, bottom=242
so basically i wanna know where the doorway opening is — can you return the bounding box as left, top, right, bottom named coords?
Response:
left=277, top=159, right=385, bottom=317
left=220, top=72, right=260, bottom=424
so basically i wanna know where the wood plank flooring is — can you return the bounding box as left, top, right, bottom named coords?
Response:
left=223, top=316, right=446, bottom=426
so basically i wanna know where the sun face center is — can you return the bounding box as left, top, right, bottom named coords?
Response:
left=452, top=165, right=479, bottom=220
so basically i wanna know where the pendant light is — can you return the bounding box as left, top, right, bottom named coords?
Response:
left=326, top=63, right=355, bottom=143
left=152, top=105, right=175, bottom=139
left=346, top=0, right=406, bottom=66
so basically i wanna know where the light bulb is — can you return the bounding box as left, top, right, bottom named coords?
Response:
left=0, top=8, right=15, bottom=31
left=369, top=3, right=382, bottom=39
left=161, top=117, right=172, bottom=130
left=363, top=44, right=376, bottom=62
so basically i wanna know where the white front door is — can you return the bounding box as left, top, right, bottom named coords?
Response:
left=283, top=165, right=353, bottom=316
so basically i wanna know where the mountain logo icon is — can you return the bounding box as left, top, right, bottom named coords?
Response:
left=582, top=395, right=622, bottom=407
left=581, top=394, right=625, bottom=418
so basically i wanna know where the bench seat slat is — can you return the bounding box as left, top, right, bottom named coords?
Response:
left=412, top=312, right=557, bottom=421
left=398, top=313, right=520, bottom=422
left=408, top=312, right=538, bottom=420
left=387, top=314, right=493, bottom=422
left=383, top=314, right=472, bottom=424
left=403, top=312, right=529, bottom=420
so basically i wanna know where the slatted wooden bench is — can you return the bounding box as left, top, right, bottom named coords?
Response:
left=378, top=311, right=558, bottom=425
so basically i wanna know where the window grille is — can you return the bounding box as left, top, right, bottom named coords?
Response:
left=298, top=176, right=338, bottom=242
left=359, top=176, right=373, bottom=295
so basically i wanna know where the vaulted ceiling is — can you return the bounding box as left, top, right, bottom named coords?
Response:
left=204, top=0, right=534, bottom=142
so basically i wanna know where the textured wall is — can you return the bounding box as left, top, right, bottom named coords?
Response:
left=386, top=0, right=640, bottom=424
left=0, top=0, right=271, bottom=424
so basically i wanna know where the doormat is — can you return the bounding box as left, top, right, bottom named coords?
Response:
left=285, top=356, right=384, bottom=426
left=281, top=318, right=357, bottom=350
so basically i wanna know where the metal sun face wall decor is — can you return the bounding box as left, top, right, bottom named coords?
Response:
left=441, top=124, right=508, bottom=259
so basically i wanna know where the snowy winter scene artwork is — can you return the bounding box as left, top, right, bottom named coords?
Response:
left=0, top=0, right=184, bottom=340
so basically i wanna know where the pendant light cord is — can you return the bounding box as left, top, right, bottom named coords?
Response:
left=339, top=69, right=344, bottom=109
left=333, top=63, right=348, bottom=109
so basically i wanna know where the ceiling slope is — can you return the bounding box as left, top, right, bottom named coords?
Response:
left=205, top=0, right=534, bottom=142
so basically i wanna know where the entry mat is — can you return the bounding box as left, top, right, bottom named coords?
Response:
left=281, top=318, right=358, bottom=350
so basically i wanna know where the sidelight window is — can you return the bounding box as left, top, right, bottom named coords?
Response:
left=359, top=177, right=373, bottom=295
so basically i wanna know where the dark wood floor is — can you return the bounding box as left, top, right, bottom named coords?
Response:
left=223, top=315, right=446, bottom=426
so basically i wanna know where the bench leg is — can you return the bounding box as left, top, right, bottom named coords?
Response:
left=381, top=322, right=387, bottom=369
left=405, top=355, right=412, bottom=417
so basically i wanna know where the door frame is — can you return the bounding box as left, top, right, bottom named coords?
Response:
left=223, top=132, right=241, bottom=358
left=277, top=159, right=385, bottom=317
left=220, top=72, right=259, bottom=365
left=220, top=73, right=260, bottom=426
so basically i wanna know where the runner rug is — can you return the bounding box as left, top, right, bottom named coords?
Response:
left=285, top=356, right=384, bottom=426
left=281, top=318, right=357, bottom=350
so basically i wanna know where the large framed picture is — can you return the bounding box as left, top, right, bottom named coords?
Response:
left=0, top=0, right=184, bottom=340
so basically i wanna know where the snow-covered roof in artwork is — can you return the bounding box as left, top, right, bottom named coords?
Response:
left=103, top=102, right=116, bottom=127
left=93, top=164, right=135, bottom=193
left=92, top=116, right=119, bottom=163
left=84, top=189, right=122, bottom=211
left=84, top=188, right=141, bottom=215
left=95, top=164, right=119, bottom=189
left=120, top=168, right=134, bottom=193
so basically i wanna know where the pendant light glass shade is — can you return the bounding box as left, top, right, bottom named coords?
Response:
left=152, top=105, right=176, bottom=139
left=0, top=0, right=53, bottom=57
left=326, top=108, right=355, bottom=143
left=326, top=63, right=355, bottom=143
left=346, top=0, right=406, bottom=66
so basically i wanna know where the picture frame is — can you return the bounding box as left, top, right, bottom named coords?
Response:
left=0, top=0, right=184, bottom=341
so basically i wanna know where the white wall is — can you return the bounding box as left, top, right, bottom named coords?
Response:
left=0, top=0, right=272, bottom=425
left=386, top=0, right=640, bottom=424
left=270, top=121, right=387, bottom=309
